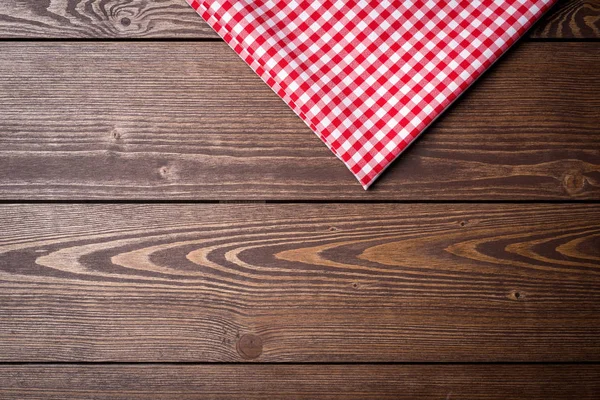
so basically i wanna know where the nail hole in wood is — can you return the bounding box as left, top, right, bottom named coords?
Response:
left=510, top=290, right=524, bottom=301
left=121, top=17, right=131, bottom=27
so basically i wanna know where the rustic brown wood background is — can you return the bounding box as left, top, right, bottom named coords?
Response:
left=0, top=0, right=599, bottom=398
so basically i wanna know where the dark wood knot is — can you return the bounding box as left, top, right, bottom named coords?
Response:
left=237, top=333, right=263, bottom=360
left=563, top=172, right=585, bottom=194
left=111, top=129, right=121, bottom=140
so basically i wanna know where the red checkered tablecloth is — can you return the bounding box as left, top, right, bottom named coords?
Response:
left=187, top=0, right=557, bottom=189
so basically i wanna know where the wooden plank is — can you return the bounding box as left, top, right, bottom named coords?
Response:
left=0, top=42, right=598, bottom=200
left=0, top=203, right=599, bottom=362
left=0, top=0, right=219, bottom=39
left=531, top=0, right=600, bottom=38
left=0, top=0, right=598, bottom=39
left=0, top=364, right=598, bottom=399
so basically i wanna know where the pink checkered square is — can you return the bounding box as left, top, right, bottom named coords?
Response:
left=187, top=0, right=557, bottom=189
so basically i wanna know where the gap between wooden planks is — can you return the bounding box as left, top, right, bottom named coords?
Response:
left=0, top=41, right=598, bottom=200
left=0, top=203, right=598, bottom=362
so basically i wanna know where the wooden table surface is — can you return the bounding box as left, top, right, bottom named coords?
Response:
left=0, top=0, right=599, bottom=398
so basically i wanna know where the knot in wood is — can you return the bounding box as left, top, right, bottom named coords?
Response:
left=111, top=129, right=121, bottom=140
left=563, top=172, right=585, bottom=194
left=237, top=333, right=263, bottom=360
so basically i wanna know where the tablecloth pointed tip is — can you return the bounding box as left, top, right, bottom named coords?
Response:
left=187, top=0, right=559, bottom=189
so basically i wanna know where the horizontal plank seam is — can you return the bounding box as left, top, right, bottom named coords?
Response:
left=0, top=38, right=597, bottom=43
left=527, top=37, right=600, bottom=42
left=0, top=200, right=598, bottom=205
left=0, top=37, right=224, bottom=43
left=1, top=362, right=600, bottom=366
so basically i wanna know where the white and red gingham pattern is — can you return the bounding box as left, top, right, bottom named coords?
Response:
left=186, top=0, right=556, bottom=189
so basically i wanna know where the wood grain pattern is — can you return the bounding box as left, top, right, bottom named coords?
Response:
left=0, top=0, right=598, bottom=39
left=0, top=0, right=218, bottom=39
left=0, top=42, right=598, bottom=200
left=1, top=364, right=599, bottom=399
left=531, top=0, right=600, bottom=38
left=0, top=203, right=599, bottom=362
left=1, top=0, right=598, bottom=392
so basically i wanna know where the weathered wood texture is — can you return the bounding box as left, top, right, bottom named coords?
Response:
left=1, top=203, right=599, bottom=362
left=0, top=0, right=218, bottom=39
left=0, top=0, right=598, bottom=39
left=531, top=0, right=600, bottom=38
left=1, top=0, right=598, bottom=395
left=1, top=364, right=599, bottom=399
left=0, top=42, right=598, bottom=200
